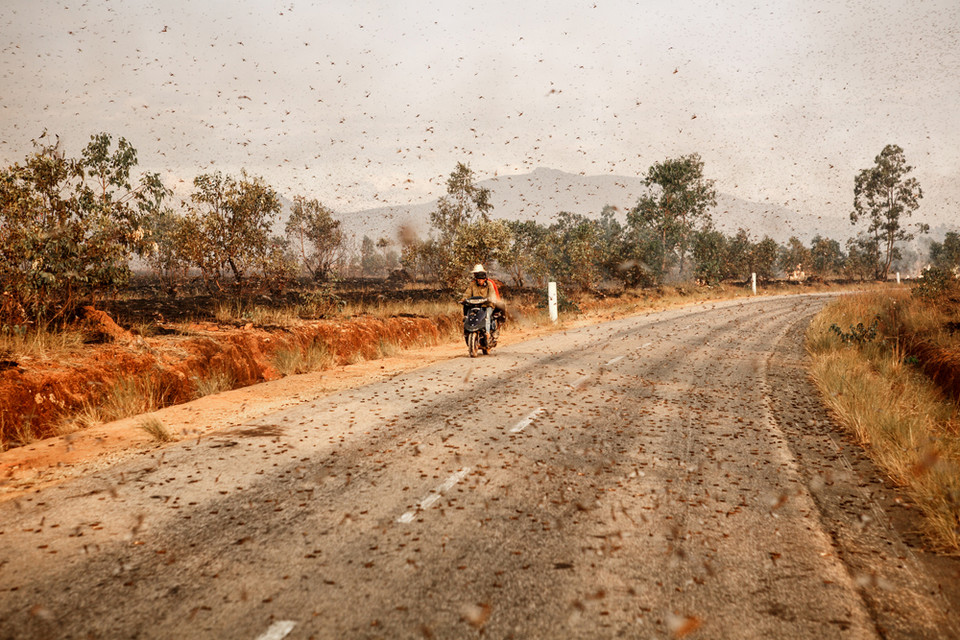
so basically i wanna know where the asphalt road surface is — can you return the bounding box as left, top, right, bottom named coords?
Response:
left=2, top=294, right=957, bottom=639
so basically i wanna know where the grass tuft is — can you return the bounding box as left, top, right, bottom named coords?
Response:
left=70, top=376, right=167, bottom=429
left=193, top=367, right=236, bottom=399
left=138, top=417, right=174, bottom=442
left=272, top=342, right=332, bottom=376
left=0, top=411, right=39, bottom=451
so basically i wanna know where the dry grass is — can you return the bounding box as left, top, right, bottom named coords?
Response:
left=0, top=325, right=86, bottom=361
left=213, top=301, right=303, bottom=327
left=807, top=292, right=960, bottom=551
left=339, top=298, right=460, bottom=320
left=138, top=416, right=174, bottom=442
left=68, top=376, right=168, bottom=430
left=213, top=300, right=243, bottom=324
left=272, top=341, right=333, bottom=376
left=0, top=411, right=40, bottom=451
left=193, top=367, right=236, bottom=399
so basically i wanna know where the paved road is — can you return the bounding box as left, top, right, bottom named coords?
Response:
left=1, top=295, right=957, bottom=639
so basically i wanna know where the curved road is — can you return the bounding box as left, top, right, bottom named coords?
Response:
left=1, top=295, right=957, bottom=639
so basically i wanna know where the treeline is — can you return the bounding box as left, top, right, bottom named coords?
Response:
left=1, top=133, right=956, bottom=328
left=399, top=151, right=945, bottom=291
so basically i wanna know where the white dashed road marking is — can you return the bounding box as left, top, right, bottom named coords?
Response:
left=605, top=355, right=625, bottom=366
left=255, top=620, right=296, bottom=640
left=570, top=375, right=591, bottom=389
left=398, top=468, right=472, bottom=523
left=510, top=408, right=545, bottom=433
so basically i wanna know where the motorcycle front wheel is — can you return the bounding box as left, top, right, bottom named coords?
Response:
left=466, top=331, right=479, bottom=357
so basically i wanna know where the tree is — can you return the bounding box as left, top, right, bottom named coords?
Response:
left=929, top=231, right=960, bottom=272
left=720, top=229, right=780, bottom=281
left=360, top=235, right=386, bottom=277
left=500, top=220, right=549, bottom=287
left=845, top=235, right=878, bottom=281
left=285, top=196, right=343, bottom=281
left=809, top=235, right=845, bottom=278
left=751, top=237, right=781, bottom=280
left=377, top=237, right=400, bottom=273
left=778, top=236, right=811, bottom=277
left=427, top=162, right=495, bottom=287
left=0, top=132, right=169, bottom=325
left=627, top=154, right=717, bottom=282
left=546, top=212, right=603, bottom=291
left=851, top=144, right=926, bottom=280
left=723, top=229, right=754, bottom=280
left=260, top=236, right=299, bottom=295
left=452, top=220, right=512, bottom=278
left=402, top=237, right=447, bottom=283
left=430, top=162, right=493, bottom=243
left=692, top=228, right=728, bottom=284
left=142, top=208, right=191, bottom=296
left=188, top=171, right=281, bottom=295
left=592, top=205, right=641, bottom=284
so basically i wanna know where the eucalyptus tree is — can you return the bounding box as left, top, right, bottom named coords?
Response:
left=692, top=227, right=727, bottom=284
left=809, top=235, right=845, bottom=278
left=627, top=153, right=716, bottom=282
left=545, top=212, right=604, bottom=291
left=851, top=144, right=926, bottom=280
left=426, top=162, right=496, bottom=287
left=500, top=220, right=549, bottom=287
left=430, top=162, right=493, bottom=245
left=778, top=236, right=812, bottom=276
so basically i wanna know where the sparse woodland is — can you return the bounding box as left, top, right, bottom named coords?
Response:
left=2, top=135, right=954, bottom=333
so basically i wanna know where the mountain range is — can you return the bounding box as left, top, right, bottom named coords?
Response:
left=330, top=167, right=852, bottom=247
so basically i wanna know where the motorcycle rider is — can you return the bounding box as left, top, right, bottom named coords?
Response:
left=460, top=264, right=504, bottom=337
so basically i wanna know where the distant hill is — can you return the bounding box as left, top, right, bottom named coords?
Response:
left=323, top=167, right=851, bottom=246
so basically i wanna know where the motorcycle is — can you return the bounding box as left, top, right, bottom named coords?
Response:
left=461, top=296, right=502, bottom=357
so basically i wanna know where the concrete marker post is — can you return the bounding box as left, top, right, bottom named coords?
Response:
left=548, top=281, right=558, bottom=323
left=751, top=272, right=757, bottom=295
left=897, top=272, right=901, bottom=284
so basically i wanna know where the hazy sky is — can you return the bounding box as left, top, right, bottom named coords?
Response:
left=2, top=0, right=958, bottom=226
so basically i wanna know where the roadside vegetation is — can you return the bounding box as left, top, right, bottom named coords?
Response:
left=1, top=133, right=942, bottom=337
left=1, top=133, right=956, bottom=452
left=806, top=268, right=960, bottom=551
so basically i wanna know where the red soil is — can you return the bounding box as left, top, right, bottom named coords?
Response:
left=0, top=312, right=460, bottom=449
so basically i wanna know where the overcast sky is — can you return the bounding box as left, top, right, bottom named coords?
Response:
left=2, top=0, right=958, bottom=227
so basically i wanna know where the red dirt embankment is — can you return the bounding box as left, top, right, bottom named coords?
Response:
left=0, top=311, right=460, bottom=449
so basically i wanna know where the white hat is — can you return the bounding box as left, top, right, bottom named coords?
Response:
left=471, top=264, right=486, bottom=274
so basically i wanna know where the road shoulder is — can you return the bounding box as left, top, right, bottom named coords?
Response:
left=766, top=314, right=960, bottom=638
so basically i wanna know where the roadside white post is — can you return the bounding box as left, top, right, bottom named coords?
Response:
left=751, top=272, right=757, bottom=295
left=897, top=272, right=901, bottom=284
left=548, top=281, right=558, bottom=323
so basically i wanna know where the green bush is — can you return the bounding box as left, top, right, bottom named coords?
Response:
left=913, top=267, right=957, bottom=301
left=0, top=133, right=169, bottom=326
left=829, top=317, right=879, bottom=345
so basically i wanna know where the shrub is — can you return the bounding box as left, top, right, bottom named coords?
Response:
left=0, top=133, right=169, bottom=326
left=829, top=317, right=879, bottom=345
left=913, top=267, right=958, bottom=302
